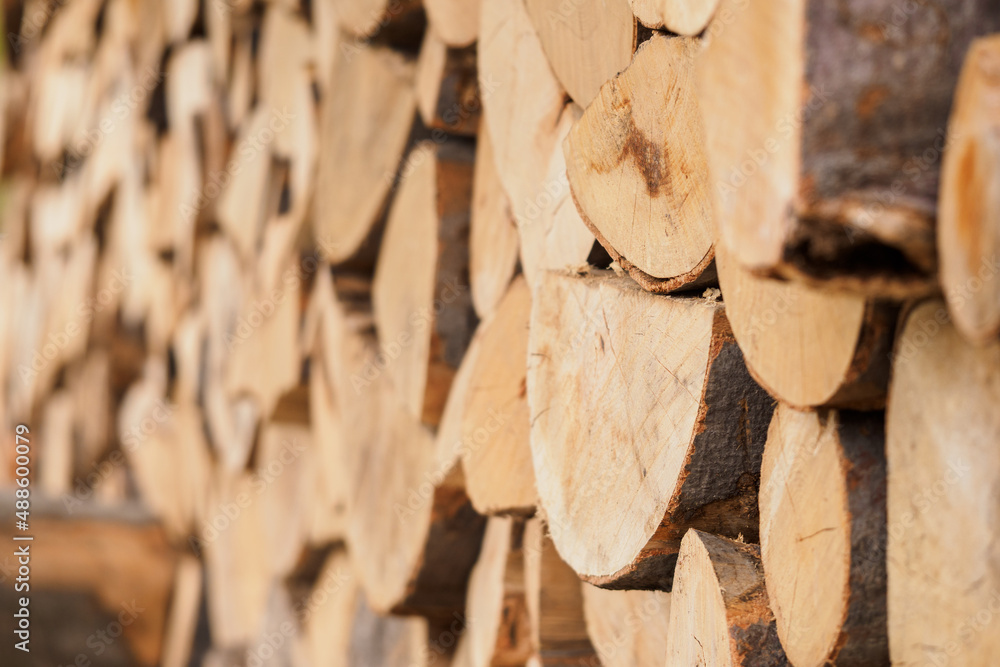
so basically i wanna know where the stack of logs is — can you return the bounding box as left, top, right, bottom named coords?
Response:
left=1, top=0, right=999, bottom=665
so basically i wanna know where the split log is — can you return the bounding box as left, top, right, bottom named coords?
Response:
left=161, top=556, right=204, bottom=667
left=416, top=28, right=480, bottom=136
left=581, top=585, right=671, bottom=667
left=316, top=270, right=485, bottom=619
left=478, top=0, right=566, bottom=231
left=372, top=139, right=476, bottom=427
left=629, top=0, right=719, bottom=35
left=452, top=517, right=536, bottom=667
left=314, top=43, right=416, bottom=267
left=524, top=519, right=598, bottom=665
left=759, top=404, right=888, bottom=667
left=469, top=127, right=519, bottom=318
left=518, top=103, right=596, bottom=288
left=666, top=530, right=789, bottom=666
left=524, top=0, right=637, bottom=107
left=527, top=270, right=772, bottom=589
left=697, top=0, right=1000, bottom=297
left=716, top=246, right=894, bottom=409
left=938, top=35, right=1000, bottom=344
left=301, top=549, right=358, bottom=667
left=886, top=300, right=1000, bottom=665
left=424, top=0, right=479, bottom=47
left=331, top=0, right=424, bottom=44
left=565, top=34, right=715, bottom=293
left=461, top=276, right=536, bottom=515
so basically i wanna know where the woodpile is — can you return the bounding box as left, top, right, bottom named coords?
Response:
left=0, top=1, right=998, bottom=666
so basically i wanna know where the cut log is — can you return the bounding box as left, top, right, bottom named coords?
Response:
left=461, top=276, right=536, bottom=515
left=938, top=35, right=1000, bottom=344
left=527, top=270, right=772, bottom=589
left=316, top=271, right=485, bottom=619
left=629, top=0, right=719, bottom=35
left=697, top=0, right=1000, bottom=296
left=301, top=549, right=358, bottom=667
left=423, top=0, right=479, bottom=47
left=478, top=0, right=566, bottom=231
left=582, top=585, right=671, bottom=667
left=469, top=127, right=519, bottom=319
left=759, top=404, right=888, bottom=667
left=161, top=556, right=204, bottom=667
left=517, top=102, right=596, bottom=289
left=666, top=530, right=789, bottom=666
left=524, top=0, right=636, bottom=107
left=372, top=139, right=476, bottom=427
left=314, top=43, right=416, bottom=266
left=331, top=0, right=424, bottom=43
left=416, top=28, right=480, bottom=136
left=716, top=246, right=894, bottom=409
left=452, top=517, right=536, bottom=667
left=523, top=519, right=598, bottom=665
left=565, top=34, right=715, bottom=293
left=886, top=300, right=1000, bottom=665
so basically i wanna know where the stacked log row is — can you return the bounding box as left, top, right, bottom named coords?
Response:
left=1, top=1, right=999, bottom=666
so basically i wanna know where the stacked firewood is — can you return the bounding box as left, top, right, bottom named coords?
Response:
left=1, top=0, right=999, bottom=665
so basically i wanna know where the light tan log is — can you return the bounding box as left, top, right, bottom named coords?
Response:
left=667, top=530, right=789, bottom=666
left=316, top=270, right=486, bottom=619
left=629, top=0, right=719, bottom=34
left=161, top=556, right=203, bottom=667
left=697, top=0, right=1000, bottom=297
left=518, top=103, right=596, bottom=289
left=524, top=519, right=599, bottom=665
left=469, top=127, right=519, bottom=318
left=582, top=585, right=671, bottom=667
left=461, top=276, right=536, bottom=515
left=524, top=0, right=636, bottom=107
left=424, top=0, right=479, bottom=47
left=527, top=270, right=772, bottom=588
left=760, top=405, right=888, bottom=667
left=314, top=43, right=416, bottom=266
left=478, top=0, right=566, bottom=232
left=716, top=246, right=893, bottom=409
left=372, top=139, right=475, bottom=427
left=302, top=549, right=359, bottom=667
left=939, top=36, right=1000, bottom=344
left=331, top=0, right=424, bottom=41
left=886, top=300, right=1000, bottom=665
left=452, top=517, right=537, bottom=667
left=565, top=34, right=715, bottom=293
left=417, top=27, right=480, bottom=136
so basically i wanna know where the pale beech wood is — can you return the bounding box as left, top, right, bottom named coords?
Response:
left=518, top=103, right=595, bottom=289
left=316, top=269, right=486, bottom=619
left=216, top=107, right=276, bottom=260
left=478, top=0, right=567, bottom=238
left=716, top=246, right=894, bottom=409
left=417, top=27, right=480, bottom=136
left=302, top=549, right=358, bottom=667
left=565, top=35, right=714, bottom=293
left=314, top=44, right=416, bottom=266
left=462, top=276, right=537, bottom=515
left=469, top=127, right=519, bottom=318
left=697, top=0, right=1000, bottom=297
left=581, top=585, right=670, bottom=667
left=524, top=0, right=636, bottom=107
left=161, top=555, right=203, bottom=667
left=452, top=517, right=537, bottom=667
left=527, top=270, right=772, bottom=587
left=331, top=0, right=423, bottom=40
left=939, top=36, right=1000, bottom=344
left=424, top=0, right=480, bottom=47
left=372, top=140, right=476, bottom=427
left=524, top=519, right=598, bottom=665
left=38, top=391, right=73, bottom=496
left=886, top=301, right=1000, bottom=665
left=629, top=0, right=719, bottom=34
left=760, top=405, right=888, bottom=667
left=667, top=530, right=789, bottom=666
